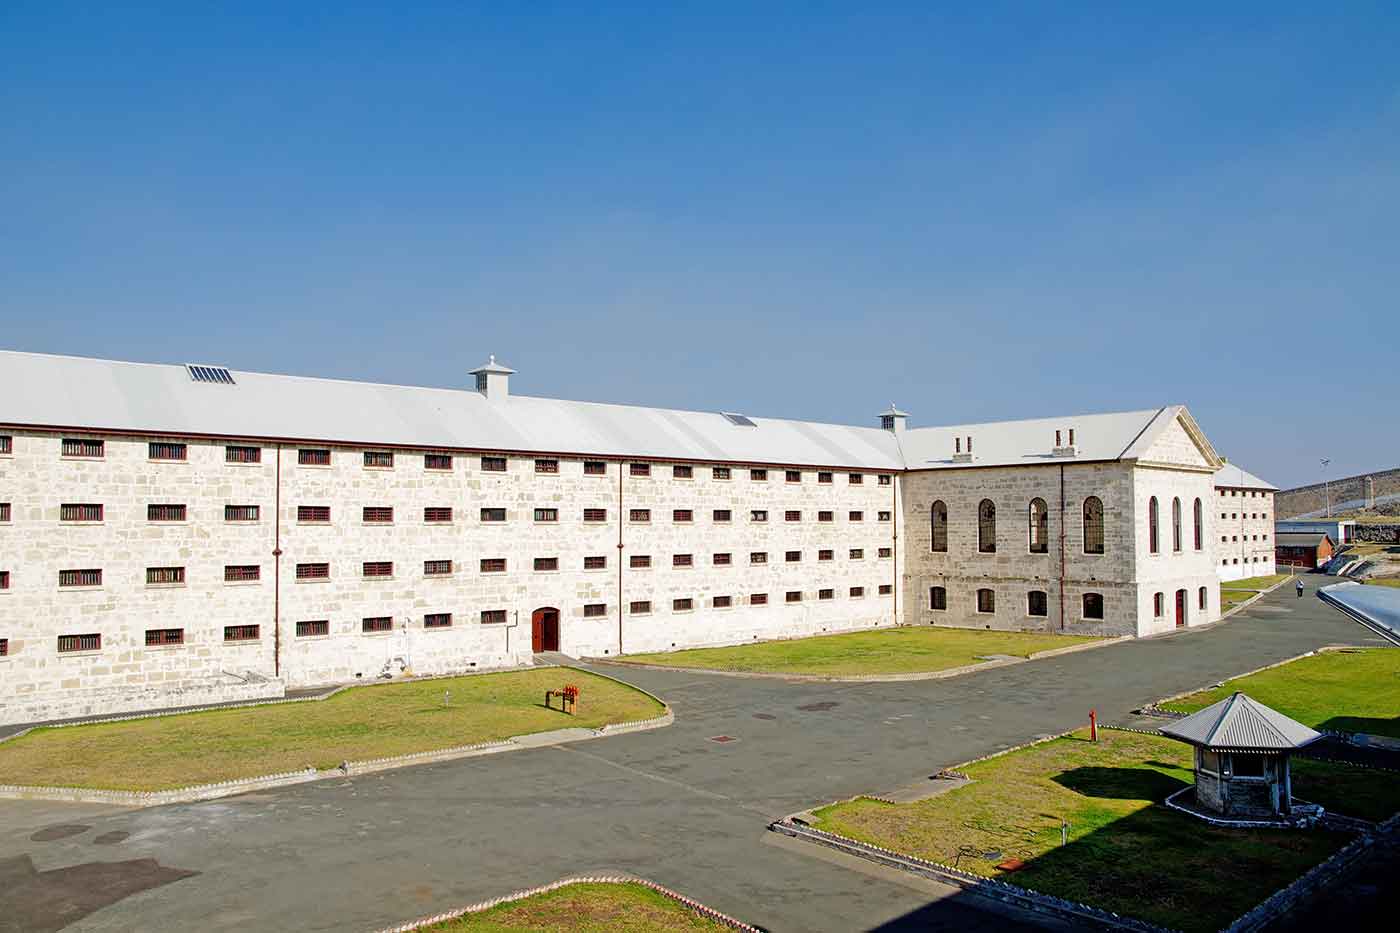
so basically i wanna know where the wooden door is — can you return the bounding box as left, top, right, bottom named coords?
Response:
left=1175, top=589, right=1186, bottom=628
left=531, top=607, right=559, bottom=652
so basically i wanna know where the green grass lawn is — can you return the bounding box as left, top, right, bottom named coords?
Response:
left=421, top=882, right=731, bottom=932
left=0, top=668, right=663, bottom=791
left=1228, top=573, right=1291, bottom=590
left=812, top=729, right=1390, bottom=933
left=1220, top=589, right=1259, bottom=612
left=1161, top=649, right=1400, bottom=738
left=616, top=626, right=1105, bottom=676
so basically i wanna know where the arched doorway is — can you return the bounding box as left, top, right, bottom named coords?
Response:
left=531, top=607, right=560, bottom=652
left=1175, top=589, right=1187, bottom=628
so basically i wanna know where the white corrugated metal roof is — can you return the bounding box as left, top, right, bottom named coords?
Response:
left=0, top=349, right=1210, bottom=472
left=1214, top=463, right=1277, bottom=491
left=1160, top=693, right=1320, bottom=751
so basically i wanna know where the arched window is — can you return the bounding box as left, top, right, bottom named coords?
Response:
left=1153, top=592, right=1164, bottom=617
left=1198, top=586, right=1207, bottom=610
left=976, top=588, right=995, bottom=613
left=930, top=501, right=948, bottom=553
left=1172, top=497, right=1182, bottom=552
left=1083, top=497, right=1104, bottom=555
left=1027, top=590, right=1048, bottom=617
left=1082, top=593, right=1104, bottom=619
left=929, top=586, right=946, bottom=611
left=1028, top=498, right=1049, bottom=554
left=978, top=499, right=996, bottom=553
left=1193, top=498, right=1203, bottom=551
left=1149, top=496, right=1160, bottom=554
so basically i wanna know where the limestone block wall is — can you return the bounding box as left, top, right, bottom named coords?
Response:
left=1131, top=465, right=1221, bottom=634
left=1212, top=487, right=1276, bottom=581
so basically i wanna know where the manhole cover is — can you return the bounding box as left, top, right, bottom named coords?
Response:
left=708, top=735, right=739, bottom=743
left=752, top=713, right=777, bottom=720
left=796, top=701, right=839, bottom=712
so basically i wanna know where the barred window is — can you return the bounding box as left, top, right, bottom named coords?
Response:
left=363, top=506, right=394, bottom=523
left=296, top=562, right=330, bottom=580
left=224, top=624, right=260, bottom=642
left=1028, top=498, right=1049, bottom=554
left=146, top=566, right=185, bottom=585
left=61, top=503, right=104, bottom=522
left=0, top=503, right=8, bottom=522
left=712, top=466, right=731, bottom=480
left=849, top=548, right=864, bottom=560
left=819, top=588, right=834, bottom=600
left=1083, top=497, right=1105, bottom=554
left=424, top=559, right=453, bottom=576
left=713, top=595, right=732, bottom=608
left=630, top=600, right=651, bottom=614
left=713, top=509, right=732, bottom=522
left=930, top=586, right=947, bottom=610
left=930, top=500, right=948, bottom=553
left=813, top=510, right=832, bottom=524
left=818, top=549, right=833, bottom=561
left=299, top=505, right=331, bottom=523
left=1028, top=590, right=1048, bottom=617
left=62, top=438, right=104, bottom=458
left=361, top=617, right=393, bottom=633
left=584, top=508, right=608, bottom=522
left=425, top=453, right=453, bottom=470
left=362, top=561, right=393, bottom=577
left=630, top=509, right=651, bottom=522
left=364, top=451, right=394, bottom=468
left=878, top=584, right=892, bottom=595
left=976, top=588, right=995, bottom=613
left=673, top=509, right=693, bottom=523
left=785, top=510, right=801, bottom=522
left=534, top=508, right=558, bottom=523
left=878, top=474, right=892, bottom=486
left=424, top=507, right=453, bottom=523
left=673, top=598, right=694, bottom=612
left=59, top=568, right=102, bottom=587
left=534, top=557, right=559, bottom=571
left=298, top=448, right=330, bottom=466
left=480, top=558, right=506, bottom=573
left=673, top=554, right=693, bottom=567
left=584, top=603, right=607, bottom=618
left=848, top=473, right=863, bottom=485
left=584, top=460, right=606, bottom=475
left=481, top=610, right=507, bottom=625
left=818, top=471, right=833, bottom=484
left=0, top=435, right=10, bottom=454
left=225, top=445, right=261, bottom=463
left=978, top=500, right=997, bottom=553
left=584, top=555, right=607, bottom=570
left=849, top=586, right=864, bottom=598
left=785, top=590, right=802, bottom=603
left=297, top=620, right=329, bottom=637
left=225, top=565, right=260, bottom=582
left=58, top=633, right=101, bottom=652
left=713, top=552, right=732, bottom=566
left=147, top=441, right=187, bottom=461
left=630, top=555, right=651, bottom=569
left=145, top=628, right=184, bottom=646
left=425, top=612, right=453, bottom=629
left=785, top=470, right=801, bottom=483
left=673, top=465, right=693, bottom=479
left=849, top=510, right=864, bottom=522
left=535, top=458, right=558, bottom=474
left=481, top=508, right=507, bottom=522
left=630, top=463, right=650, bottom=477
left=225, top=504, right=260, bottom=522
left=148, top=503, right=187, bottom=522
left=750, top=510, right=768, bottom=523
left=1081, top=590, right=1103, bottom=619
left=751, top=593, right=768, bottom=605
left=750, top=551, right=768, bottom=565
left=878, top=547, right=892, bottom=558
left=750, top=468, right=767, bottom=481
left=0, top=571, right=9, bottom=589
left=481, top=456, right=508, bottom=472
left=878, top=510, right=891, bottom=522
left=785, top=550, right=801, bottom=562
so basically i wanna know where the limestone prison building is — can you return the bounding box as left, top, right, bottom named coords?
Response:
left=0, top=350, right=1229, bottom=725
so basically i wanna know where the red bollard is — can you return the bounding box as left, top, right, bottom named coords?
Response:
left=1089, top=709, right=1098, bottom=742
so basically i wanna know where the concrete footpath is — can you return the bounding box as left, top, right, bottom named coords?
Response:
left=0, top=575, right=1385, bottom=933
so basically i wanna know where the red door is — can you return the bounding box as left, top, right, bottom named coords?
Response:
left=531, top=607, right=560, bottom=652
left=1175, top=589, right=1186, bottom=628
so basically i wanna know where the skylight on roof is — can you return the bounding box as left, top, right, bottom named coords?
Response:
left=186, top=364, right=236, bottom=385
left=721, top=412, right=756, bottom=427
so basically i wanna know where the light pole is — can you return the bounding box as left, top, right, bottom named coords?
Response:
left=1320, top=458, right=1331, bottom=518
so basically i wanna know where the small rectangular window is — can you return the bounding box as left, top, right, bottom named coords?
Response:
left=673, top=598, right=693, bottom=612
left=630, top=555, right=651, bottom=569
left=712, top=466, right=731, bottom=480
left=785, top=550, right=801, bottom=563
left=148, top=442, right=188, bottom=461
left=62, top=438, right=104, bottom=458
left=849, top=473, right=863, bottom=485
left=61, top=503, right=104, bottom=522
left=424, top=559, right=453, bottom=576
left=673, top=465, right=693, bottom=479
left=0, top=435, right=10, bottom=455
left=0, top=571, right=9, bottom=590
left=424, top=507, right=453, bottom=523
left=225, top=504, right=259, bottom=522
left=297, top=620, right=330, bottom=637
left=977, top=589, right=995, bottom=613
left=481, top=610, right=508, bottom=625
left=298, top=448, right=330, bottom=466
left=818, top=471, right=832, bottom=484
left=713, top=595, right=732, bottom=608
left=296, top=562, right=330, bottom=580
left=630, top=509, right=651, bottom=523
left=819, top=588, right=834, bottom=600
left=750, top=510, right=768, bottom=523
left=1027, top=591, right=1049, bottom=616
left=0, top=503, right=8, bottom=522
left=750, top=468, right=767, bottom=481
left=878, top=584, right=893, bottom=596
left=584, top=555, right=607, bottom=570
left=785, top=470, right=801, bottom=483
left=751, top=593, right=768, bottom=605
left=59, top=568, right=102, bottom=587
left=362, top=617, right=393, bottom=633
left=534, top=508, right=559, bottom=523
left=363, top=506, right=394, bottom=523
left=850, top=586, right=865, bottom=598
left=224, top=565, right=260, bottom=582
left=298, top=505, right=331, bottom=523
left=818, top=510, right=833, bottom=523
left=750, top=551, right=768, bottom=565
left=878, top=547, right=892, bottom=558
left=480, top=558, right=507, bottom=573
left=849, top=511, right=864, bottom=522
left=673, top=553, right=693, bottom=567
left=364, top=451, right=394, bottom=468
left=630, top=600, right=651, bottom=614
left=225, top=445, right=261, bottom=463
left=481, top=456, right=508, bottom=472
left=148, top=503, right=187, bottom=522
left=584, top=460, right=607, bottom=475
left=425, top=612, right=454, bottom=629
left=713, top=552, right=732, bottom=566
left=425, top=453, right=453, bottom=470
left=818, top=549, right=833, bottom=561
left=583, top=508, right=608, bottom=522
left=786, top=590, right=803, bottom=603
left=224, top=624, right=260, bottom=642
left=785, top=510, right=801, bottom=522
left=534, top=557, right=559, bottom=571
left=145, top=566, right=185, bottom=585
left=849, top=548, right=864, bottom=559
left=362, top=561, right=393, bottom=577
left=713, top=509, right=732, bottom=523
left=878, top=511, right=891, bottom=522
left=930, top=587, right=947, bottom=610
left=58, top=633, right=101, bottom=652
left=534, top=458, right=559, bottom=474
left=878, top=475, right=892, bottom=486
left=145, top=628, right=184, bottom=646
left=584, top=603, right=607, bottom=618
left=480, top=508, right=507, bottom=522
left=630, top=463, right=651, bottom=477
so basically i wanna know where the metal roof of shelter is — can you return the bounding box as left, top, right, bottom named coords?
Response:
left=0, top=350, right=1212, bottom=472
left=1213, top=463, right=1277, bottom=491
left=1275, top=532, right=1336, bottom=548
left=1160, top=693, right=1321, bottom=752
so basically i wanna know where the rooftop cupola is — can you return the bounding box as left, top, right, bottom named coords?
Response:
left=879, top=404, right=908, bottom=434
left=469, top=355, right=515, bottom=401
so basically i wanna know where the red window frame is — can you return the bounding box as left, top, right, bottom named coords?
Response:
left=296, top=562, right=330, bottom=580
left=298, top=448, right=331, bottom=466
left=61, top=503, right=104, bottom=522
left=424, top=559, right=453, bottom=576
left=297, top=619, right=330, bottom=637
left=425, top=613, right=453, bottom=628
left=58, top=633, right=101, bottom=651
left=225, top=504, right=260, bottom=521
left=362, top=617, right=393, bottom=633
left=149, top=442, right=187, bottom=461
left=481, top=610, right=508, bottom=625
left=59, top=568, right=102, bottom=587
left=424, top=507, right=453, bottom=523
left=224, top=624, right=260, bottom=642
left=224, top=565, right=261, bottom=582
left=425, top=453, right=453, bottom=470
left=480, top=558, right=507, bottom=573
left=62, top=438, right=104, bottom=458
left=148, top=503, right=187, bottom=522
left=362, top=561, right=393, bottom=577
left=145, top=628, right=184, bottom=646
left=146, top=566, right=185, bottom=585
left=363, top=506, right=394, bottom=523
left=298, top=505, right=331, bottom=523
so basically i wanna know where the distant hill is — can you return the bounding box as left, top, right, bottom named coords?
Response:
left=1276, top=467, right=1400, bottom=519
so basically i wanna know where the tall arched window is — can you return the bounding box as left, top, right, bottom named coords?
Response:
left=1083, top=496, right=1104, bottom=555
left=978, top=499, right=997, bottom=553
left=1193, top=498, right=1203, bottom=551
left=1028, top=498, right=1049, bottom=554
left=930, top=501, right=948, bottom=553
left=1172, top=497, right=1182, bottom=552
left=1148, top=496, right=1160, bottom=554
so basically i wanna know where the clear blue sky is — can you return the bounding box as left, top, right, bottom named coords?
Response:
left=3, top=3, right=1396, bottom=489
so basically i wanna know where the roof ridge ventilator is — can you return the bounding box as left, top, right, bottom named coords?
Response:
left=186, top=364, right=236, bottom=385
left=720, top=412, right=756, bottom=427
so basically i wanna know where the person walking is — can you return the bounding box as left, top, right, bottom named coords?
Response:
left=1296, top=577, right=1305, bottom=598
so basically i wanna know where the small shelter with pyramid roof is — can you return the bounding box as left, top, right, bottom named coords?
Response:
left=1160, top=692, right=1321, bottom=818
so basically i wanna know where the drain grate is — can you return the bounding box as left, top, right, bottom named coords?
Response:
left=708, top=735, right=739, bottom=743
left=796, top=701, right=839, bottom=712
left=752, top=713, right=777, bottom=721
